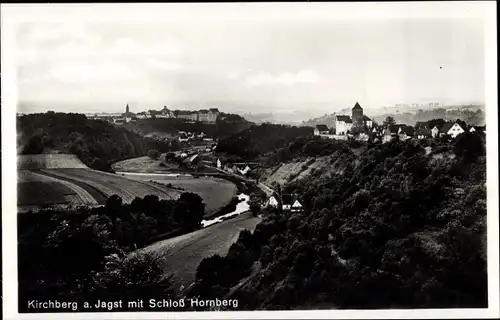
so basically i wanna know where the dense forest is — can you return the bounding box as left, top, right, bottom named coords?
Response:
left=17, top=112, right=175, bottom=171
left=217, top=123, right=314, bottom=159
left=188, top=131, right=487, bottom=309
left=18, top=192, right=205, bottom=312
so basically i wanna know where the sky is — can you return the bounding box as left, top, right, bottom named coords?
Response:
left=13, top=4, right=486, bottom=114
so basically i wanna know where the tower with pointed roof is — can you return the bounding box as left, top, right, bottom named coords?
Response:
left=352, top=102, right=363, bottom=125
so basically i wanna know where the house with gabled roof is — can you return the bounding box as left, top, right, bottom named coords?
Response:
left=281, top=194, right=303, bottom=212
left=415, top=128, right=432, bottom=139
left=266, top=195, right=279, bottom=208
left=314, top=124, right=330, bottom=136
left=335, top=115, right=353, bottom=135
left=291, top=199, right=303, bottom=212
left=470, top=125, right=486, bottom=134
left=382, top=125, right=400, bottom=143
left=398, top=125, right=414, bottom=141
left=438, top=122, right=465, bottom=138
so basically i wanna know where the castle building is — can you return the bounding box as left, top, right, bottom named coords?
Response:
left=335, top=102, right=373, bottom=135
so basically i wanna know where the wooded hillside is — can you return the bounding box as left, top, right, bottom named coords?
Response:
left=17, top=112, right=174, bottom=171
left=189, top=132, right=487, bottom=310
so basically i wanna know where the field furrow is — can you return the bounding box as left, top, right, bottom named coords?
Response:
left=39, top=169, right=180, bottom=204
left=18, top=170, right=98, bottom=206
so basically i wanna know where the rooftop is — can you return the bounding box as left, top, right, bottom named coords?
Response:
left=315, top=124, right=329, bottom=131
left=352, top=102, right=363, bottom=110
left=336, top=115, right=352, bottom=123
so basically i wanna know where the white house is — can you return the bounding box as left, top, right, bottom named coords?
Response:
left=267, top=196, right=279, bottom=208
left=335, top=115, right=353, bottom=135
left=291, top=200, right=303, bottom=212
left=363, top=115, right=373, bottom=129
left=239, top=165, right=251, bottom=175
left=439, top=122, right=465, bottom=138
left=431, top=126, right=440, bottom=138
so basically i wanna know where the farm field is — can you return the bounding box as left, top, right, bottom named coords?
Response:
left=139, top=211, right=261, bottom=292
left=111, top=156, right=178, bottom=173
left=17, top=170, right=98, bottom=207
left=38, top=168, right=181, bottom=204
left=118, top=173, right=237, bottom=215
left=18, top=154, right=89, bottom=170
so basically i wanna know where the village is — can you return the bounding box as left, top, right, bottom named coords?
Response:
left=86, top=105, right=220, bottom=125
left=313, top=102, right=486, bottom=143
left=149, top=101, right=486, bottom=218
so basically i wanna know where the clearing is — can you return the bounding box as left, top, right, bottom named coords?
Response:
left=18, top=154, right=88, bottom=169
left=118, top=172, right=237, bottom=215
left=111, top=156, right=178, bottom=173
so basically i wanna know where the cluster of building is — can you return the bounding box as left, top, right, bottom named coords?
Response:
left=87, top=105, right=220, bottom=125
left=177, top=131, right=214, bottom=143
left=266, top=194, right=303, bottom=212
left=380, top=121, right=485, bottom=143
left=136, top=106, right=220, bottom=123
left=217, top=158, right=254, bottom=176
left=313, top=102, right=374, bottom=138
left=314, top=102, right=485, bottom=143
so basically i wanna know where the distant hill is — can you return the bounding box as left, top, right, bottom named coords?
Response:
left=242, top=110, right=326, bottom=126
left=372, top=106, right=485, bottom=126
left=302, top=104, right=485, bottom=129
left=301, top=113, right=337, bottom=129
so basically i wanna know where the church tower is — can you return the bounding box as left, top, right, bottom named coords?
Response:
left=125, top=104, right=130, bottom=115
left=352, top=102, right=363, bottom=125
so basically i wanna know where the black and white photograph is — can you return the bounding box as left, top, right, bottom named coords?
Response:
left=1, top=2, right=498, bottom=319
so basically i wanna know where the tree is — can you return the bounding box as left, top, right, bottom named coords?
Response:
left=249, top=199, right=261, bottom=217
left=383, top=116, right=396, bottom=127
left=174, top=192, right=206, bottom=230
left=148, top=149, right=161, bottom=160
left=105, top=195, right=124, bottom=221
left=453, top=132, right=485, bottom=162
left=92, top=252, right=177, bottom=303
left=22, top=133, right=44, bottom=154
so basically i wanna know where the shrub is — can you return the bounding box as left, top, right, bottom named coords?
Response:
left=148, top=149, right=161, bottom=160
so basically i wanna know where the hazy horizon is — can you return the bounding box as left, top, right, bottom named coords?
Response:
left=14, top=5, right=486, bottom=115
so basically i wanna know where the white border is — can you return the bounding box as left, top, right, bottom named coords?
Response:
left=1, top=2, right=498, bottom=319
